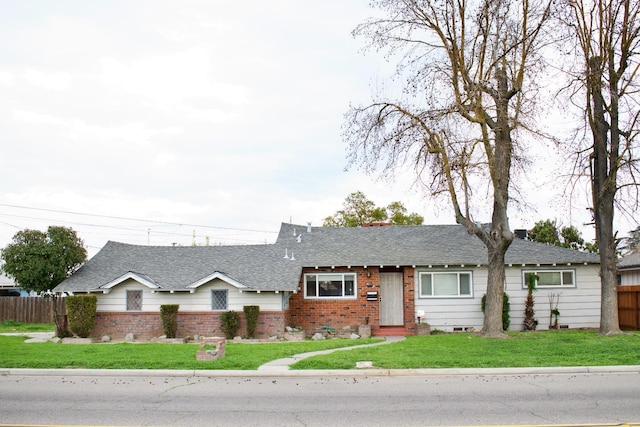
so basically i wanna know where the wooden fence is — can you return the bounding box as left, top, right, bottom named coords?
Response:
left=618, top=286, right=640, bottom=330
left=0, top=297, right=65, bottom=324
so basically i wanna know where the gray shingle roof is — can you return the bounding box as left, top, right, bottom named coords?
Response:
left=278, top=223, right=600, bottom=267
left=619, top=251, right=640, bottom=269
left=55, top=223, right=599, bottom=293
left=55, top=240, right=302, bottom=293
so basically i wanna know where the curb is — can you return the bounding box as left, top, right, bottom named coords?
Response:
left=2, top=365, right=639, bottom=378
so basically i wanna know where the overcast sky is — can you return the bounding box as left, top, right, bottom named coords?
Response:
left=0, top=1, right=632, bottom=257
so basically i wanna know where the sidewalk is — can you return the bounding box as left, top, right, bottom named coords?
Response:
left=257, top=335, right=405, bottom=372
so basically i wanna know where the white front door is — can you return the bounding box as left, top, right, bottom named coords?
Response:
left=379, top=272, right=403, bottom=326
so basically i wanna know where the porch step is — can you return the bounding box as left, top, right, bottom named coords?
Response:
left=373, top=326, right=407, bottom=337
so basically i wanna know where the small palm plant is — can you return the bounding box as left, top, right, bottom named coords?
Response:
left=548, top=293, right=561, bottom=329
left=523, top=273, right=537, bottom=331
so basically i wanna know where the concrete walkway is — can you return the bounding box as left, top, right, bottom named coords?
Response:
left=0, top=331, right=55, bottom=343
left=257, top=335, right=405, bottom=372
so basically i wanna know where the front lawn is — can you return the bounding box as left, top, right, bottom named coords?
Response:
left=0, top=320, right=55, bottom=333
left=0, top=334, right=382, bottom=370
left=1, top=327, right=638, bottom=371
left=291, top=330, right=640, bottom=369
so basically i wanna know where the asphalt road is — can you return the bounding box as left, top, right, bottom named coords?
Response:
left=0, top=369, right=639, bottom=426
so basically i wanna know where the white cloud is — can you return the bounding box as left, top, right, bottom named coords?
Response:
left=23, top=69, right=71, bottom=91
left=98, top=47, right=249, bottom=115
left=0, top=0, right=633, bottom=257
left=0, top=70, right=15, bottom=86
left=13, top=109, right=182, bottom=147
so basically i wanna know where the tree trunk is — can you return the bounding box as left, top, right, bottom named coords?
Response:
left=52, top=294, right=70, bottom=338
left=596, top=201, right=621, bottom=335
left=588, top=56, right=622, bottom=335
left=523, top=293, right=536, bottom=331
left=478, top=67, right=514, bottom=338
left=483, top=244, right=507, bottom=337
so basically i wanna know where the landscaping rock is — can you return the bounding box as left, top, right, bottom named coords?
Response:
left=124, top=333, right=135, bottom=342
left=283, top=330, right=305, bottom=341
left=101, top=335, right=111, bottom=342
left=358, top=324, right=372, bottom=338
left=61, top=337, right=93, bottom=344
left=350, top=333, right=360, bottom=339
left=196, top=337, right=225, bottom=361
left=150, top=336, right=186, bottom=343
left=311, top=332, right=325, bottom=341
left=356, top=361, right=374, bottom=369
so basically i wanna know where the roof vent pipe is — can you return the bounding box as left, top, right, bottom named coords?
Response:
left=293, top=228, right=296, bottom=236
left=307, top=222, right=312, bottom=233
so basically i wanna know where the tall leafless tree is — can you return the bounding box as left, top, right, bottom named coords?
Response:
left=344, top=0, right=552, bottom=337
left=563, top=0, right=640, bottom=334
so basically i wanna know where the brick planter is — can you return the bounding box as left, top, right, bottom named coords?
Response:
left=416, top=323, right=431, bottom=336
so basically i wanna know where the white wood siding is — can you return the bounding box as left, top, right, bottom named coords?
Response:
left=620, top=270, right=640, bottom=286
left=413, top=267, right=487, bottom=332
left=96, top=278, right=283, bottom=312
left=414, top=264, right=601, bottom=332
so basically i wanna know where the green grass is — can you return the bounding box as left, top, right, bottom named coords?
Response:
left=291, top=330, right=640, bottom=369
left=0, top=334, right=383, bottom=370
left=0, top=320, right=55, bottom=333
left=1, top=326, right=639, bottom=370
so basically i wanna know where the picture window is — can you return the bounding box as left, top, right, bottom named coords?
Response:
left=304, top=273, right=356, bottom=299
left=419, top=271, right=472, bottom=298
left=523, top=270, right=575, bottom=288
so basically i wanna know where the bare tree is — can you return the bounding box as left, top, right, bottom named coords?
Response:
left=344, top=0, right=551, bottom=337
left=563, top=0, right=640, bottom=335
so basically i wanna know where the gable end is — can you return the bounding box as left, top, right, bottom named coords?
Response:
left=100, top=272, right=160, bottom=291
left=186, top=272, right=249, bottom=290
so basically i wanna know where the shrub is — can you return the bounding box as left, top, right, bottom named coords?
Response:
left=160, top=304, right=179, bottom=338
left=243, top=305, right=260, bottom=338
left=481, top=293, right=511, bottom=331
left=220, top=311, right=239, bottom=339
left=65, top=295, right=97, bottom=338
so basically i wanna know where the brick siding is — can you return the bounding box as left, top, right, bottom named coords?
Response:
left=286, top=266, right=416, bottom=336
left=92, top=310, right=286, bottom=341
left=89, top=267, right=417, bottom=340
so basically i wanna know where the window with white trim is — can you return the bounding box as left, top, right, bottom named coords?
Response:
left=523, top=270, right=575, bottom=288
left=304, top=273, right=356, bottom=299
left=211, top=290, right=228, bottom=310
left=419, top=271, right=473, bottom=297
left=126, top=290, right=142, bottom=310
